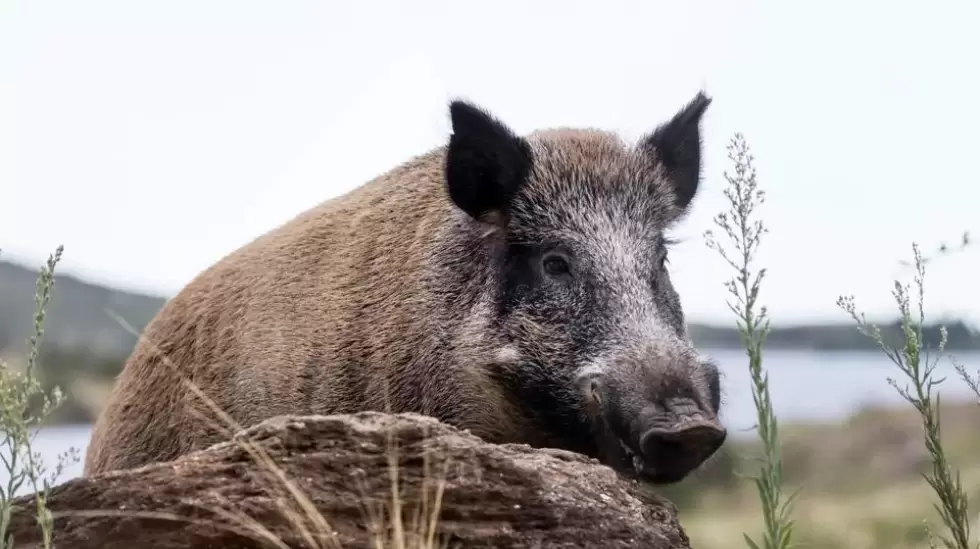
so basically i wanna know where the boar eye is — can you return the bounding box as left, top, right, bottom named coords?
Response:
left=541, top=252, right=571, bottom=277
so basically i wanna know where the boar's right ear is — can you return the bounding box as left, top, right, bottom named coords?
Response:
left=445, top=99, right=532, bottom=227
left=639, top=91, right=712, bottom=214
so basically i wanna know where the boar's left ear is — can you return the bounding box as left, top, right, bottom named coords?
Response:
left=640, top=91, right=712, bottom=212
left=445, top=99, right=532, bottom=227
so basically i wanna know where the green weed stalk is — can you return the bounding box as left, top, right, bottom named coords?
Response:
left=838, top=243, right=976, bottom=549
left=0, top=246, right=80, bottom=549
left=704, top=133, right=797, bottom=549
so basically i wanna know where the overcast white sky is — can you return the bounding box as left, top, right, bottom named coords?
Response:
left=2, top=0, right=978, bottom=326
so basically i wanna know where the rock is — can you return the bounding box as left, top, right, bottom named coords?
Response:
left=9, top=412, right=691, bottom=549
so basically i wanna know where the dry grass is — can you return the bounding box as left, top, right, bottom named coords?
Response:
left=47, top=309, right=457, bottom=549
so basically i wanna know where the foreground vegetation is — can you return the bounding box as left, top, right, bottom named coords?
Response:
left=0, top=246, right=79, bottom=548
left=664, top=398, right=980, bottom=549
left=0, top=130, right=976, bottom=548
left=693, top=132, right=978, bottom=549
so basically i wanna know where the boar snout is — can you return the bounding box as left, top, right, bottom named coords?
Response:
left=636, top=398, right=727, bottom=484
left=588, top=372, right=727, bottom=485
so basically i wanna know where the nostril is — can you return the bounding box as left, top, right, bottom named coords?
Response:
left=639, top=430, right=681, bottom=464
left=639, top=423, right=727, bottom=468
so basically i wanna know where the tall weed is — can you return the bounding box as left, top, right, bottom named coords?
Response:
left=0, top=246, right=80, bottom=549
left=705, top=133, right=798, bottom=549
left=838, top=243, right=977, bottom=549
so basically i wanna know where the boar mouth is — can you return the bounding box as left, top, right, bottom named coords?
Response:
left=593, top=423, right=659, bottom=484
left=606, top=435, right=669, bottom=484
left=618, top=439, right=649, bottom=477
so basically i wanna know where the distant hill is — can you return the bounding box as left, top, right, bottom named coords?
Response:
left=0, top=259, right=167, bottom=359
left=1, top=258, right=978, bottom=361
left=689, top=320, right=980, bottom=352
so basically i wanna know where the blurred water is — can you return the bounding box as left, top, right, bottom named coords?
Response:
left=715, top=348, right=980, bottom=434
left=1, top=348, right=978, bottom=495
left=0, top=425, right=91, bottom=498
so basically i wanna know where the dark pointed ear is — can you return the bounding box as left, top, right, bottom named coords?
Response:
left=640, top=91, right=712, bottom=212
left=445, top=99, right=532, bottom=227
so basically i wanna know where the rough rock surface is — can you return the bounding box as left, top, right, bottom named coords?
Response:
left=10, top=412, right=692, bottom=549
